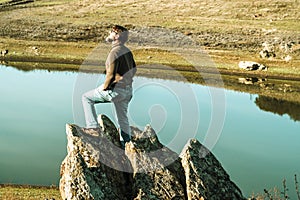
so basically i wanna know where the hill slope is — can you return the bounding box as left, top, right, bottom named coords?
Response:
left=0, top=0, right=299, bottom=50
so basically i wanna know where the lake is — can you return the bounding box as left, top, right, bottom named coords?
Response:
left=0, top=64, right=299, bottom=198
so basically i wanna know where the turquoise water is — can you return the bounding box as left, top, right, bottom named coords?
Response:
left=0, top=65, right=299, bottom=198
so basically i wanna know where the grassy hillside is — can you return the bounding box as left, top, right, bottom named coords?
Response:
left=0, top=0, right=299, bottom=44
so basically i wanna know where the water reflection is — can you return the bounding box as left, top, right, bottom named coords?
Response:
left=236, top=76, right=300, bottom=121
left=238, top=77, right=266, bottom=85
left=255, top=95, right=300, bottom=121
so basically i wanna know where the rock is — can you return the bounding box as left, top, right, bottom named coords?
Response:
left=1, top=49, right=8, bottom=57
left=259, top=40, right=297, bottom=61
left=59, top=115, right=133, bottom=200
left=259, top=41, right=276, bottom=59
left=279, top=41, right=294, bottom=53
left=126, top=126, right=186, bottom=199
left=60, top=115, right=246, bottom=200
left=180, top=139, right=245, bottom=200
left=284, top=55, right=292, bottom=62
left=184, top=31, right=193, bottom=36
left=238, top=61, right=267, bottom=71
left=259, top=49, right=276, bottom=59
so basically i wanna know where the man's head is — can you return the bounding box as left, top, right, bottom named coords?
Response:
left=105, top=25, right=129, bottom=44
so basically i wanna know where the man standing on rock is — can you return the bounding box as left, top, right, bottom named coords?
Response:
left=82, top=25, right=136, bottom=147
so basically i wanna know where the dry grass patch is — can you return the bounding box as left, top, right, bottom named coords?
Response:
left=0, top=185, right=61, bottom=200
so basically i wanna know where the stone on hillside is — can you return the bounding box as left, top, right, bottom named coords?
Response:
left=284, top=55, right=292, bottom=62
left=238, top=61, right=267, bottom=71
left=259, top=49, right=276, bottom=59
left=180, top=139, right=245, bottom=200
left=1, top=49, right=8, bottom=57
left=259, top=41, right=276, bottom=59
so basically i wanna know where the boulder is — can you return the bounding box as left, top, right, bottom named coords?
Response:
left=125, top=126, right=186, bottom=199
left=180, top=139, right=245, bottom=200
left=259, top=49, right=276, bottom=59
left=60, top=115, right=246, bottom=200
left=1, top=49, right=8, bottom=57
left=238, top=61, right=267, bottom=71
left=59, top=115, right=133, bottom=200
left=259, top=41, right=276, bottom=59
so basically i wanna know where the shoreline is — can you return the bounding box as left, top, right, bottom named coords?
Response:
left=1, top=47, right=300, bottom=82
left=0, top=34, right=299, bottom=80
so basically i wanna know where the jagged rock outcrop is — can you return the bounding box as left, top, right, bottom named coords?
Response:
left=60, top=115, right=246, bottom=200
left=180, top=139, right=245, bottom=200
left=59, top=115, right=133, bottom=200
left=126, top=126, right=186, bottom=199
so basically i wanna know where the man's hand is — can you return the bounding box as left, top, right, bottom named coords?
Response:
left=115, top=74, right=123, bottom=82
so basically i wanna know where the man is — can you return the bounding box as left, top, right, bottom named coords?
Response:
left=82, top=25, right=136, bottom=147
